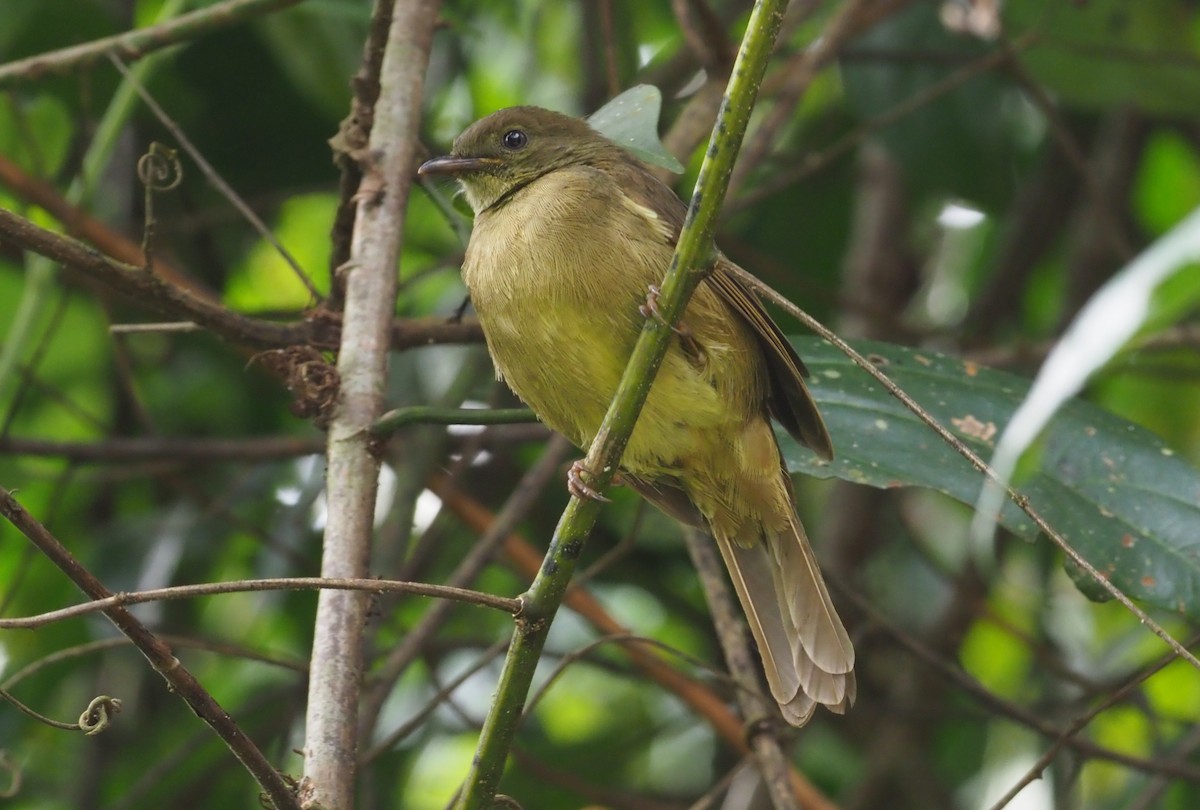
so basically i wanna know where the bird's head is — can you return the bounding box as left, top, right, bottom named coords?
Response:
left=418, top=106, right=624, bottom=213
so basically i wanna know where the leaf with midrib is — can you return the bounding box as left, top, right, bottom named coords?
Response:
left=782, top=337, right=1200, bottom=619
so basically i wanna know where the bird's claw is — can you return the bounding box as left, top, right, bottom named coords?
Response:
left=638, top=284, right=666, bottom=323
left=641, top=284, right=705, bottom=366
left=640, top=284, right=695, bottom=338
left=567, top=461, right=611, bottom=503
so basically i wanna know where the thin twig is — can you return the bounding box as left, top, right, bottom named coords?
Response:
left=1, top=635, right=307, bottom=691
left=433, top=476, right=745, bottom=732
left=356, top=437, right=574, bottom=744
left=108, top=53, right=321, bottom=301
left=731, top=30, right=1041, bottom=213
left=727, top=0, right=877, bottom=198
left=364, top=639, right=511, bottom=761
left=327, top=0, right=396, bottom=284
left=0, top=152, right=210, bottom=293
left=0, top=0, right=305, bottom=87
left=372, top=405, right=534, bottom=436
left=837, top=578, right=1200, bottom=782
left=1125, top=723, right=1200, bottom=810
left=733, top=268, right=1200, bottom=673
left=108, top=320, right=201, bottom=333
left=0, top=435, right=323, bottom=462
left=0, top=487, right=302, bottom=810
left=0, top=204, right=484, bottom=351
left=987, top=630, right=1200, bottom=810
left=1001, top=39, right=1135, bottom=262
left=0, top=576, right=518, bottom=629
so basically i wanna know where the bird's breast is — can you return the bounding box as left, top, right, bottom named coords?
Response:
left=459, top=166, right=752, bottom=473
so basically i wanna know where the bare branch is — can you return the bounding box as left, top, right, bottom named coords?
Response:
left=0, top=577, right=519, bottom=629
left=0, top=0, right=305, bottom=88
left=0, top=487, right=302, bottom=810
left=299, top=1, right=443, bottom=808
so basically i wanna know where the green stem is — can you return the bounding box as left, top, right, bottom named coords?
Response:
left=371, top=405, right=534, bottom=437
left=453, top=1, right=791, bottom=807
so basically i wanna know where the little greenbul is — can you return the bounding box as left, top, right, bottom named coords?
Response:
left=419, top=106, right=854, bottom=726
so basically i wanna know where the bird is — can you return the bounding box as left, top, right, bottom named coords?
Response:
left=418, top=106, right=854, bottom=726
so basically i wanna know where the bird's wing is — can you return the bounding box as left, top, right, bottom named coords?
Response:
left=707, top=263, right=832, bottom=460
left=611, top=155, right=833, bottom=459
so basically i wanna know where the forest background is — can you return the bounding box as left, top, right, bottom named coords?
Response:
left=1, top=1, right=1200, bottom=809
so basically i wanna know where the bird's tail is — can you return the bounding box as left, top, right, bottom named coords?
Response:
left=711, top=509, right=855, bottom=726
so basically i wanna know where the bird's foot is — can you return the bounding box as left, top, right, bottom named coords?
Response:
left=638, top=284, right=676, bottom=328
left=639, top=284, right=705, bottom=365
left=567, top=460, right=611, bottom=503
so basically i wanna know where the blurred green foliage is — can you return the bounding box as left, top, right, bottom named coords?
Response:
left=1, top=1, right=1200, bottom=809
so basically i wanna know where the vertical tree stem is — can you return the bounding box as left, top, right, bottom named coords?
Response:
left=299, top=1, right=442, bottom=808
left=454, top=1, right=791, bottom=807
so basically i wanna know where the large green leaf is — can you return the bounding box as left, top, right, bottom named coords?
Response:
left=783, top=337, right=1200, bottom=618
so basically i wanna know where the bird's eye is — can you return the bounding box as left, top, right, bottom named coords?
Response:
left=501, top=129, right=528, bottom=150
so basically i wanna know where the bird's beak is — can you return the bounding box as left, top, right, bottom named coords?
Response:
left=417, top=155, right=500, bottom=176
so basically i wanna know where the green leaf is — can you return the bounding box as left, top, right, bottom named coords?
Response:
left=975, top=206, right=1200, bottom=543
left=588, top=84, right=685, bottom=174
left=783, top=337, right=1200, bottom=619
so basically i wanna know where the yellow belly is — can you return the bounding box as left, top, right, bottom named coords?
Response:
left=460, top=166, right=761, bottom=479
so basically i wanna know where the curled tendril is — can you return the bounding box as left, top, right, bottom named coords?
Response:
left=78, top=695, right=123, bottom=736
left=0, top=751, right=20, bottom=799
left=137, top=143, right=183, bottom=191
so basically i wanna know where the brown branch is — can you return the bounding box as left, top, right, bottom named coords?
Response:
left=726, top=0, right=915, bottom=198
left=1002, top=43, right=1137, bottom=264
left=0, top=153, right=210, bottom=294
left=840, top=581, right=1200, bottom=783
left=684, top=529, right=830, bottom=810
left=1, top=635, right=307, bottom=691
left=0, top=0, right=305, bottom=88
left=327, top=0, right=396, bottom=291
left=0, top=206, right=316, bottom=346
left=0, top=204, right=483, bottom=350
left=390, top=315, right=484, bottom=348
left=672, top=0, right=735, bottom=72
left=731, top=30, right=1041, bottom=213
left=298, top=0, right=442, bottom=807
left=0, top=486, right=302, bottom=810
left=987, top=629, right=1200, bottom=810
left=962, top=134, right=1082, bottom=343
left=109, top=55, right=322, bottom=301
left=0, top=435, right=323, bottom=462
left=512, top=744, right=689, bottom=810
left=965, top=323, right=1200, bottom=369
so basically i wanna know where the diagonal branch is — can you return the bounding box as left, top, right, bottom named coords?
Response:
left=733, top=268, right=1200, bottom=673
left=0, top=487, right=301, bottom=810
left=0, top=0, right=305, bottom=88
left=0, top=206, right=483, bottom=350
left=454, top=2, right=794, bottom=807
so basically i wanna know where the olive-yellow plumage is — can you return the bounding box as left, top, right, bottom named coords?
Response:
left=419, top=106, right=854, bottom=725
